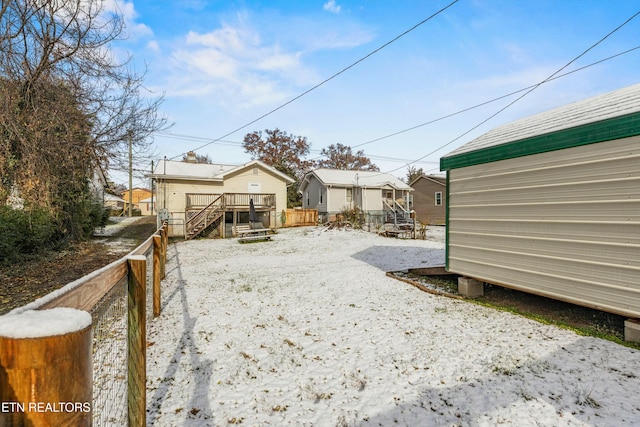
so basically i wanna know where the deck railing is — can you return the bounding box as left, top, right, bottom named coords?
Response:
left=186, top=192, right=276, bottom=210
left=186, top=193, right=220, bottom=209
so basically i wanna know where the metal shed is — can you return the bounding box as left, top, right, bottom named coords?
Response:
left=440, top=84, right=640, bottom=320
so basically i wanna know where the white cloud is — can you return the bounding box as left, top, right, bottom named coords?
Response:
left=323, top=0, right=341, bottom=14
left=146, top=40, right=160, bottom=53
left=104, top=0, right=153, bottom=39
left=163, top=23, right=312, bottom=107
left=150, top=10, right=373, bottom=110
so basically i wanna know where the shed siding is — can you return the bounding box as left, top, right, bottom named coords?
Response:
left=447, top=135, right=640, bottom=317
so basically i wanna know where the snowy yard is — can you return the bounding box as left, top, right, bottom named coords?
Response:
left=145, top=226, right=640, bottom=426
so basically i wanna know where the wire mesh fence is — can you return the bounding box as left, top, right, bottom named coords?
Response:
left=91, top=276, right=128, bottom=426
left=144, top=249, right=155, bottom=322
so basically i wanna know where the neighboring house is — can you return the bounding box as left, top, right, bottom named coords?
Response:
left=147, top=159, right=295, bottom=238
left=299, top=168, right=413, bottom=224
left=103, top=193, right=126, bottom=211
left=440, top=83, right=640, bottom=326
left=121, top=187, right=153, bottom=211
left=90, top=164, right=119, bottom=206
left=89, top=166, right=108, bottom=205
left=138, top=195, right=156, bottom=216
left=410, top=174, right=446, bottom=225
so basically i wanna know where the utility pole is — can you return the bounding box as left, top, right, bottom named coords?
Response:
left=150, top=160, right=155, bottom=216
left=128, top=131, right=133, bottom=217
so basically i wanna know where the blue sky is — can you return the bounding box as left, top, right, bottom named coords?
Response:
left=110, top=0, right=640, bottom=186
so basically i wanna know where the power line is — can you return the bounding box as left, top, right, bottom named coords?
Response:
left=298, top=44, right=640, bottom=165
left=155, top=131, right=436, bottom=165
left=155, top=44, right=640, bottom=171
left=168, top=0, right=461, bottom=160
left=351, top=44, right=640, bottom=151
left=381, top=9, right=640, bottom=176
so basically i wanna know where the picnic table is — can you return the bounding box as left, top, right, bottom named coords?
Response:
left=381, top=224, right=413, bottom=239
left=235, top=225, right=274, bottom=243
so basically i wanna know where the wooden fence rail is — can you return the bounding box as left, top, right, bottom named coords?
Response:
left=0, top=222, right=168, bottom=427
left=282, top=208, right=318, bottom=227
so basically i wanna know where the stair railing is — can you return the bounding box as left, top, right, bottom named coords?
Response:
left=185, top=194, right=224, bottom=239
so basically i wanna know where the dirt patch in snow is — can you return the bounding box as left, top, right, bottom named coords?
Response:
left=0, top=216, right=158, bottom=315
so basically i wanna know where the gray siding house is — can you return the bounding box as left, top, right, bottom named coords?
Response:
left=440, top=83, right=640, bottom=323
left=299, top=168, right=413, bottom=223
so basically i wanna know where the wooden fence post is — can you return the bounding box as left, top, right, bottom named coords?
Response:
left=0, top=308, right=93, bottom=426
left=161, top=222, right=168, bottom=279
left=152, top=235, right=162, bottom=317
left=127, top=255, right=147, bottom=427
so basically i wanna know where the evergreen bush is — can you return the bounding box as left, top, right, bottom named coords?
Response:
left=0, top=206, right=58, bottom=264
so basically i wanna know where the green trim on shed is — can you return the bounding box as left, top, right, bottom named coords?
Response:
left=445, top=171, right=450, bottom=271
left=440, top=112, right=640, bottom=171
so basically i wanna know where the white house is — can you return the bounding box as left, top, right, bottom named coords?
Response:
left=299, top=168, right=413, bottom=224
left=147, top=158, right=295, bottom=238
left=138, top=195, right=156, bottom=216
left=440, top=83, right=640, bottom=336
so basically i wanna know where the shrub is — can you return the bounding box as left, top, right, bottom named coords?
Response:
left=338, top=207, right=365, bottom=229
left=0, top=205, right=58, bottom=264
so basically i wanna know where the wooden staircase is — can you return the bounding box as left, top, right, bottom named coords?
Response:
left=383, top=200, right=410, bottom=224
left=185, top=195, right=224, bottom=240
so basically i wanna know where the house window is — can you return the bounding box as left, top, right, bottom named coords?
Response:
left=319, top=189, right=323, bottom=204
left=435, top=191, right=442, bottom=206
left=346, top=188, right=353, bottom=203
left=306, top=191, right=309, bottom=206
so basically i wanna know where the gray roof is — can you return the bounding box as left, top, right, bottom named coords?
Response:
left=304, top=168, right=412, bottom=191
left=443, top=83, right=640, bottom=158
left=148, top=159, right=295, bottom=183
left=410, top=174, right=446, bottom=187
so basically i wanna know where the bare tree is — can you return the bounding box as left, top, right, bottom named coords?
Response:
left=406, top=165, right=425, bottom=184
left=318, top=143, right=379, bottom=171
left=243, top=128, right=316, bottom=207
left=181, top=151, right=212, bottom=164
left=0, top=0, right=169, bottom=240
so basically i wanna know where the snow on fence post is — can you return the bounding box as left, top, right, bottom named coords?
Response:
left=0, top=308, right=93, bottom=426
left=127, top=255, right=147, bottom=427
left=153, top=235, right=162, bottom=317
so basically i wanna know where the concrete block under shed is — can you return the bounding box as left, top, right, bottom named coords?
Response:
left=458, top=277, right=484, bottom=298
left=624, top=319, right=640, bottom=343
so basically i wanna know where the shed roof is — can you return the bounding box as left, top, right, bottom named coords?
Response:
left=301, top=168, right=411, bottom=191
left=441, top=83, right=640, bottom=170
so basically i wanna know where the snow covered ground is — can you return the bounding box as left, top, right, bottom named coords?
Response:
left=145, top=226, right=640, bottom=426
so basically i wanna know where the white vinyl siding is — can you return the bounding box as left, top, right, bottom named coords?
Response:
left=447, top=135, right=640, bottom=318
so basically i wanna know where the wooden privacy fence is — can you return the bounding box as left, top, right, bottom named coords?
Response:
left=0, top=222, right=168, bottom=427
left=282, top=208, right=318, bottom=227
